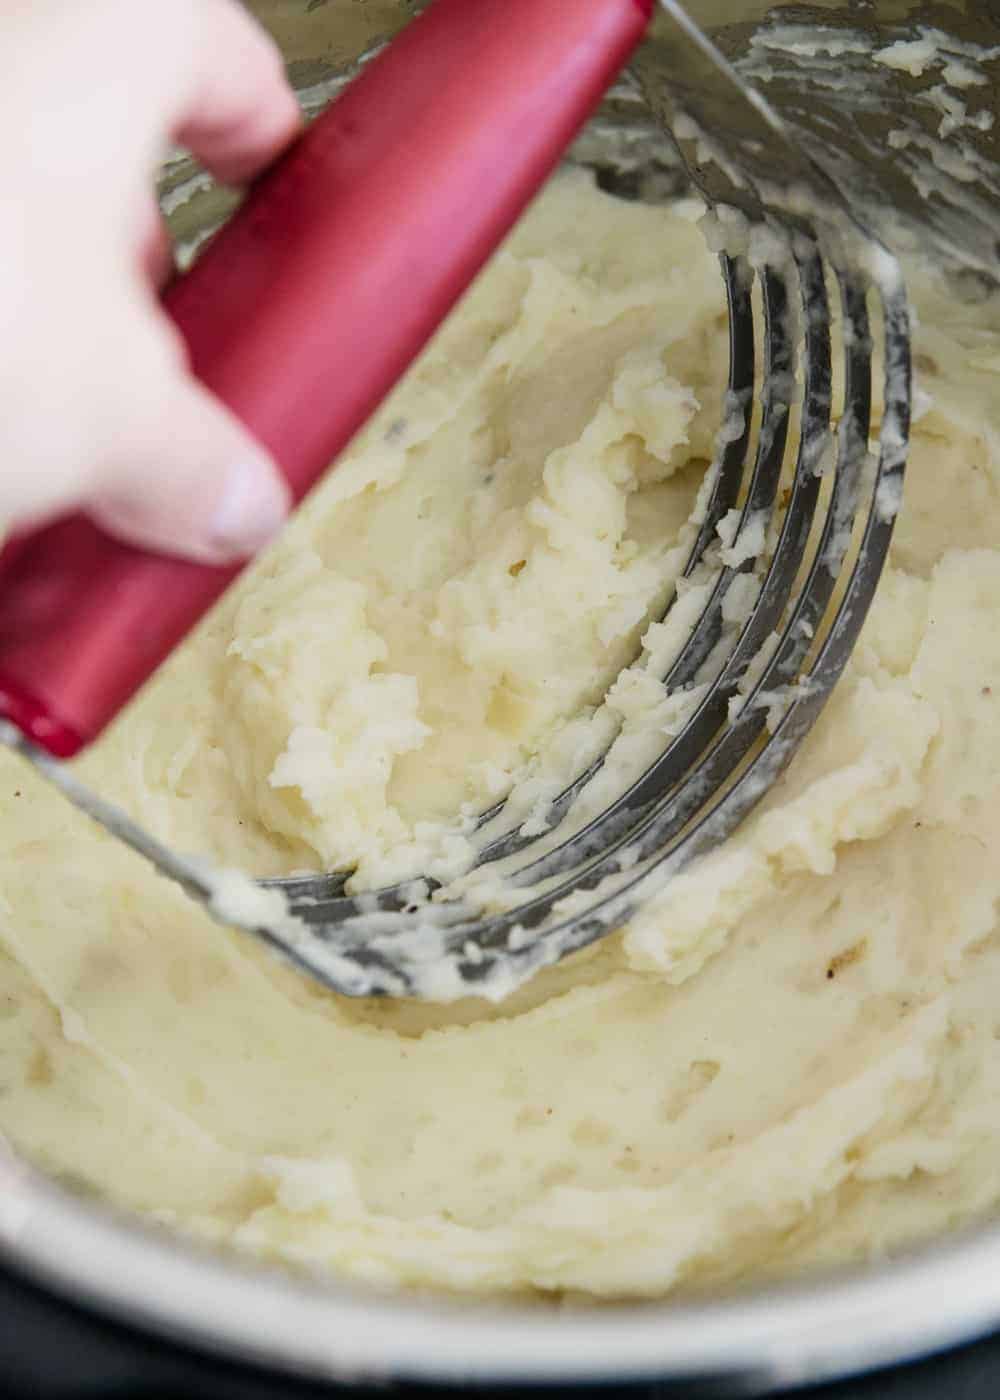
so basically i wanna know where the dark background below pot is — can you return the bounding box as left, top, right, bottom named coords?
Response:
left=0, top=1264, right=997, bottom=1400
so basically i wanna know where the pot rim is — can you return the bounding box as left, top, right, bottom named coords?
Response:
left=5, top=10, right=997, bottom=1392
left=1, top=1150, right=998, bottom=1391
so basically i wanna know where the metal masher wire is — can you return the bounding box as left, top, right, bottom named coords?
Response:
left=262, top=238, right=909, bottom=999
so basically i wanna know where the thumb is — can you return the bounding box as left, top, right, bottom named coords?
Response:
left=90, top=369, right=292, bottom=566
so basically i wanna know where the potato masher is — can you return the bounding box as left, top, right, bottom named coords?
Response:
left=0, top=0, right=911, bottom=1001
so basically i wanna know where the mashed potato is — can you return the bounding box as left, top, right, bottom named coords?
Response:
left=0, top=171, right=998, bottom=1299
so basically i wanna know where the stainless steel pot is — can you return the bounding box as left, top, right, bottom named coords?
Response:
left=5, top=1143, right=1000, bottom=1391
left=2, top=2, right=1000, bottom=1392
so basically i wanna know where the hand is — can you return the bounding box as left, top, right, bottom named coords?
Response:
left=0, top=0, right=301, bottom=563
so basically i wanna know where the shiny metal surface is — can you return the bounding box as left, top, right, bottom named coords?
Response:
left=0, top=0, right=993, bottom=1390
left=635, top=3, right=1000, bottom=274
left=724, top=1, right=1000, bottom=276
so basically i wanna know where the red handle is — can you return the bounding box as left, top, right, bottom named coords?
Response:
left=0, top=0, right=651, bottom=758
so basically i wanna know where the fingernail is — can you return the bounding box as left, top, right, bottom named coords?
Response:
left=208, top=460, right=291, bottom=561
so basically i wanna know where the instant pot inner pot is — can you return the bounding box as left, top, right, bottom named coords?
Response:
left=1, top=0, right=1000, bottom=1393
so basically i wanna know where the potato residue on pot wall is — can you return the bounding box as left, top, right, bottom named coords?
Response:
left=0, top=172, right=999, bottom=1298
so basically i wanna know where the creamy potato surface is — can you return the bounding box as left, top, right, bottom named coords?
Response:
left=1, top=173, right=998, bottom=1298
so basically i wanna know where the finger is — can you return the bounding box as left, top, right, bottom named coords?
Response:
left=174, top=0, right=302, bottom=186
left=138, top=195, right=175, bottom=290
left=90, top=346, right=291, bottom=565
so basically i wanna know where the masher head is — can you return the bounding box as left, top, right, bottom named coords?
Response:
left=244, top=3, right=912, bottom=998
